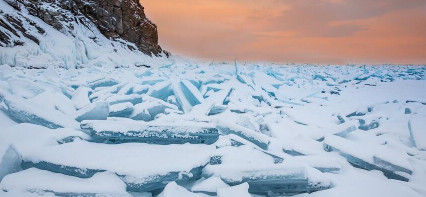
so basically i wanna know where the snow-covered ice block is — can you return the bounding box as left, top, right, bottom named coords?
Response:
left=208, top=105, right=227, bottom=116
left=181, top=80, right=204, bottom=106
left=106, top=94, right=143, bottom=105
left=88, top=78, right=119, bottom=89
left=71, top=87, right=91, bottom=110
left=3, top=97, right=79, bottom=129
left=109, top=102, right=134, bottom=117
left=123, top=166, right=204, bottom=192
left=323, top=135, right=412, bottom=181
left=409, top=115, right=426, bottom=150
left=0, top=146, right=22, bottom=181
left=75, top=102, right=109, bottom=122
left=80, top=120, right=219, bottom=144
left=159, top=182, right=201, bottom=197
left=217, top=182, right=250, bottom=197
left=205, top=166, right=330, bottom=196
left=217, top=122, right=270, bottom=150
left=0, top=123, right=89, bottom=180
left=19, top=141, right=214, bottom=192
left=130, top=97, right=178, bottom=121
left=147, top=81, right=173, bottom=101
left=191, top=176, right=229, bottom=195
left=0, top=168, right=130, bottom=196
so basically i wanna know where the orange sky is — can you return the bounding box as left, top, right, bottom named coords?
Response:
left=141, top=0, right=426, bottom=64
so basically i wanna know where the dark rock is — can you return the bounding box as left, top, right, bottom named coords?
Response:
left=17, top=0, right=162, bottom=56
left=0, top=0, right=163, bottom=56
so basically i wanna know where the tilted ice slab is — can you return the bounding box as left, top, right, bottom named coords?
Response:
left=0, top=123, right=89, bottom=181
left=109, top=102, right=134, bottom=118
left=323, top=135, right=413, bottom=181
left=409, top=114, right=426, bottom=150
left=217, top=122, right=271, bottom=150
left=19, top=141, right=215, bottom=192
left=204, top=145, right=329, bottom=195
left=1, top=94, right=79, bottom=129
left=204, top=164, right=330, bottom=196
left=0, top=168, right=130, bottom=196
left=75, top=102, right=109, bottom=122
left=80, top=119, right=219, bottom=144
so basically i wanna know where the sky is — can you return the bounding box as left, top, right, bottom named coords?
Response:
left=141, top=0, right=426, bottom=64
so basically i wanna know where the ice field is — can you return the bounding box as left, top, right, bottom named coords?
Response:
left=0, top=61, right=426, bottom=197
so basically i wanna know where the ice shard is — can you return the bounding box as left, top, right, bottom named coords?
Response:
left=109, top=102, right=134, bottom=117
left=18, top=141, right=213, bottom=193
left=205, top=166, right=330, bottom=196
left=0, top=168, right=130, bottom=196
left=323, top=135, right=412, bottom=181
left=3, top=97, right=79, bottom=129
left=75, top=102, right=109, bottom=122
left=80, top=120, right=219, bottom=144
left=0, top=146, right=22, bottom=181
left=217, top=123, right=270, bottom=150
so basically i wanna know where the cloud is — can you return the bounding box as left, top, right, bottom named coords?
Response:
left=141, top=0, right=426, bottom=64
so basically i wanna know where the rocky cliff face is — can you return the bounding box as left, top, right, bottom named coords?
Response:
left=0, top=0, right=164, bottom=56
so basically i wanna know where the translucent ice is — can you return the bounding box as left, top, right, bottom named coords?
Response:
left=3, top=97, right=79, bottom=129
left=80, top=120, right=219, bottom=144
left=75, top=102, right=109, bottom=122
left=217, top=122, right=270, bottom=150
left=109, top=102, right=134, bottom=118
left=0, top=146, right=22, bottom=181
left=323, top=135, right=412, bottom=181
left=0, top=168, right=130, bottom=196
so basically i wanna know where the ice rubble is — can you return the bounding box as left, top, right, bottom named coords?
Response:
left=0, top=62, right=425, bottom=197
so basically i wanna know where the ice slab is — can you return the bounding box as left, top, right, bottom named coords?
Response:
left=71, top=87, right=91, bottom=110
left=106, top=94, right=143, bottom=105
left=3, top=97, right=79, bottom=129
left=204, top=166, right=330, bottom=196
left=147, top=81, right=173, bottom=101
left=109, top=102, right=134, bottom=117
left=217, top=122, right=270, bottom=150
left=191, top=176, right=229, bottom=194
left=130, top=97, right=178, bottom=121
left=217, top=182, right=250, bottom=197
left=81, top=120, right=219, bottom=144
left=19, top=141, right=214, bottom=192
left=208, top=105, right=227, bottom=116
left=159, top=182, right=201, bottom=197
left=409, top=115, right=426, bottom=150
left=210, top=145, right=283, bottom=166
left=0, top=168, right=130, bottom=196
left=88, top=78, right=119, bottom=89
left=75, top=102, right=109, bottom=122
left=0, top=146, right=22, bottom=181
left=323, top=135, right=412, bottom=181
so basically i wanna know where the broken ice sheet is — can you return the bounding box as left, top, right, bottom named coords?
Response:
left=217, top=122, right=270, bottom=150
left=204, top=164, right=330, bottom=196
left=109, top=102, right=134, bottom=117
left=0, top=168, right=130, bottom=196
left=75, top=102, right=109, bottom=122
left=19, top=141, right=214, bottom=192
left=2, top=95, right=79, bottom=129
left=80, top=119, right=219, bottom=144
left=408, top=115, right=426, bottom=150
left=323, top=135, right=412, bottom=181
left=130, top=96, right=178, bottom=121
left=190, top=176, right=230, bottom=195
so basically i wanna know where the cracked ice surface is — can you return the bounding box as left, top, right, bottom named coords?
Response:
left=0, top=61, right=426, bottom=197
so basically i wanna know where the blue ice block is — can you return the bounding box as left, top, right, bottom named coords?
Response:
left=80, top=120, right=219, bottom=144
